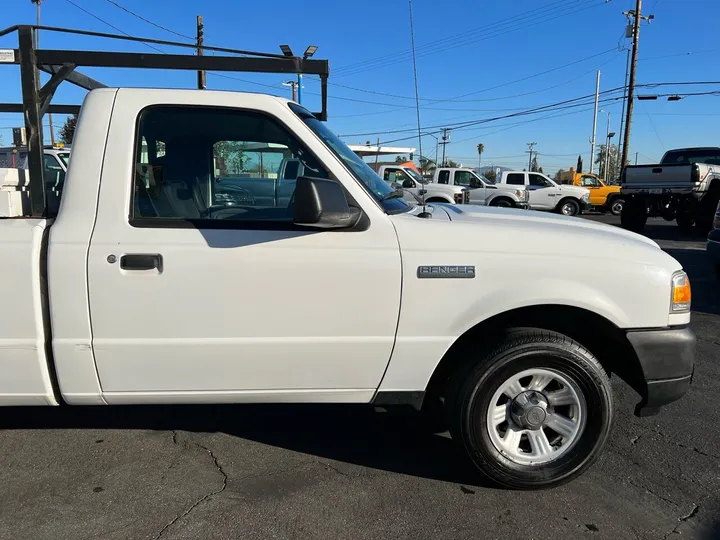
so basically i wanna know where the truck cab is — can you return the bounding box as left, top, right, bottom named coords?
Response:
left=373, top=164, right=470, bottom=204
left=432, top=167, right=530, bottom=208
left=497, top=171, right=590, bottom=216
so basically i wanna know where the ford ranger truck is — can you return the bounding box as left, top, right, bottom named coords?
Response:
left=0, top=88, right=696, bottom=490
left=432, top=167, right=530, bottom=208
left=620, top=147, right=720, bottom=233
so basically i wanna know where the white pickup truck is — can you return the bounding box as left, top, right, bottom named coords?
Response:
left=432, top=167, right=530, bottom=208
left=372, top=164, right=470, bottom=204
left=0, top=27, right=696, bottom=490
left=496, top=171, right=591, bottom=216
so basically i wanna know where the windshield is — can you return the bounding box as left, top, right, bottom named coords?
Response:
left=405, top=168, right=426, bottom=184
left=57, top=152, right=70, bottom=167
left=661, top=149, right=720, bottom=165
left=474, top=172, right=493, bottom=185
left=289, top=104, right=410, bottom=213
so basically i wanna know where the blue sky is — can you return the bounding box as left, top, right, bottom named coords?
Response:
left=1, top=0, right=719, bottom=174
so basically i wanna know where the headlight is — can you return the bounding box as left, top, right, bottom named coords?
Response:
left=581, top=193, right=590, bottom=201
left=671, top=271, right=691, bottom=313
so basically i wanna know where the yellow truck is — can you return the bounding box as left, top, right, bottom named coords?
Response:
left=557, top=168, right=625, bottom=215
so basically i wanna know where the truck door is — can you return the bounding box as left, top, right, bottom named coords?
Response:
left=86, top=98, right=402, bottom=402
left=579, top=175, right=604, bottom=206
left=527, top=173, right=556, bottom=210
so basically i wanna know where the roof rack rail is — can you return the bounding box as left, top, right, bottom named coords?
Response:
left=0, top=25, right=330, bottom=217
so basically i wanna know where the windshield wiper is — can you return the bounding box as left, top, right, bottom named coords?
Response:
left=381, top=189, right=405, bottom=201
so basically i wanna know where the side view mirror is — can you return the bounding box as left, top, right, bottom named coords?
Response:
left=293, top=176, right=362, bottom=229
left=402, top=179, right=415, bottom=189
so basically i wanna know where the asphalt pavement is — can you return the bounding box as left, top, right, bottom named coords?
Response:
left=0, top=214, right=718, bottom=540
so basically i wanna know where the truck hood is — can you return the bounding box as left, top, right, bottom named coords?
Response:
left=552, top=184, right=589, bottom=197
left=422, top=182, right=464, bottom=194
left=395, top=203, right=663, bottom=260
left=435, top=204, right=658, bottom=249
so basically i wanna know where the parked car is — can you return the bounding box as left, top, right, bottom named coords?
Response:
left=431, top=167, right=530, bottom=208
left=0, top=28, right=696, bottom=491
left=496, top=171, right=591, bottom=216
left=620, top=147, right=720, bottom=233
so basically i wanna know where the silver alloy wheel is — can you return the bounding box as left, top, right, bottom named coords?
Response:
left=611, top=199, right=624, bottom=215
left=561, top=201, right=578, bottom=216
left=486, top=368, right=586, bottom=466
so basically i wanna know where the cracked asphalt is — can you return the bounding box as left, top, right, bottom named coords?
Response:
left=0, top=215, right=719, bottom=540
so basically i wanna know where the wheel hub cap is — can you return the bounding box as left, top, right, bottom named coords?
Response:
left=509, top=390, right=548, bottom=430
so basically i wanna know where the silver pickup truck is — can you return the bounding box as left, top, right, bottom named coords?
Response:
left=620, top=147, right=720, bottom=232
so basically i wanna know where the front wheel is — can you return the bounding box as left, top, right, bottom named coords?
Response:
left=490, top=198, right=513, bottom=208
left=557, top=199, right=580, bottom=216
left=609, top=197, right=625, bottom=216
left=448, top=329, right=613, bottom=490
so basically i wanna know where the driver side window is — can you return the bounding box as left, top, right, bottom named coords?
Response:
left=528, top=174, right=551, bottom=187
left=132, top=106, right=328, bottom=226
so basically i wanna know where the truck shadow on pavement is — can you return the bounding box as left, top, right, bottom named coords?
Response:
left=0, top=404, right=493, bottom=488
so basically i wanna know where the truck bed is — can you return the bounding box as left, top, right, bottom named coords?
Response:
left=622, top=163, right=699, bottom=194
left=0, top=219, right=57, bottom=405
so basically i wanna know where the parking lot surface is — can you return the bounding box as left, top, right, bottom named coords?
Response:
left=0, top=214, right=718, bottom=540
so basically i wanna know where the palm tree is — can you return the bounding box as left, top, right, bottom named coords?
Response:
left=477, top=143, right=484, bottom=168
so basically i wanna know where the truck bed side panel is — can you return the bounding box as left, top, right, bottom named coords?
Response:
left=47, top=88, right=118, bottom=405
left=0, top=219, right=58, bottom=405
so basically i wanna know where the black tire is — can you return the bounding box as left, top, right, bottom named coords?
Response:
left=556, top=198, right=580, bottom=216
left=609, top=197, right=625, bottom=216
left=620, top=197, right=647, bottom=233
left=695, top=189, right=720, bottom=233
left=448, top=328, right=613, bottom=490
left=676, top=214, right=694, bottom=230
left=490, top=198, right=513, bottom=208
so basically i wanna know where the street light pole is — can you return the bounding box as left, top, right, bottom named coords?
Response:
left=600, top=110, right=611, bottom=182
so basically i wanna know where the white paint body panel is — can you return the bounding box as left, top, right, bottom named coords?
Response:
left=86, top=89, right=401, bottom=398
left=0, top=219, right=57, bottom=405
left=379, top=204, right=683, bottom=392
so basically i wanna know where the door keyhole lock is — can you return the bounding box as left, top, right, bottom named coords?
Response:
left=107, top=255, right=117, bottom=264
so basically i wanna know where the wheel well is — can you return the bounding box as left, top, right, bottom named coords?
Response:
left=489, top=196, right=513, bottom=206
left=425, top=304, right=644, bottom=400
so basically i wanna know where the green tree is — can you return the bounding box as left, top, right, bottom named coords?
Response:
left=484, top=169, right=497, bottom=182
left=59, top=114, right=78, bottom=144
left=213, top=141, right=249, bottom=175
left=595, top=144, right=621, bottom=182
left=447, top=159, right=459, bottom=168
left=538, top=166, right=544, bottom=174
left=530, top=155, right=541, bottom=172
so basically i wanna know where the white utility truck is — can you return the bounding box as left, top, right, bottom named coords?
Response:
left=432, top=167, right=530, bottom=208
left=372, top=164, right=470, bottom=204
left=0, top=26, right=695, bottom=490
left=496, top=171, right=591, bottom=216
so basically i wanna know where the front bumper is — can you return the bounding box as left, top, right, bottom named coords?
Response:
left=580, top=199, right=592, bottom=212
left=516, top=202, right=531, bottom=210
left=626, top=326, right=696, bottom=417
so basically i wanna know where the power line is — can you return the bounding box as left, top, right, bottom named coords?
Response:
left=64, top=0, right=164, bottom=53
left=333, top=0, right=606, bottom=78
left=104, top=0, right=194, bottom=40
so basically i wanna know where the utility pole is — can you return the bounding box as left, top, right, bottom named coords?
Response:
left=31, top=0, right=55, bottom=144
left=283, top=81, right=298, bottom=101
left=375, top=137, right=381, bottom=168
left=616, top=16, right=633, bottom=174
left=440, top=128, right=450, bottom=166
left=526, top=142, right=537, bottom=171
left=196, top=16, right=206, bottom=90
left=635, top=152, right=639, bottom=165
left=604, top=112, right=611, bottom=183
left=589, top=70, right=600, bottom=174
left=621, top=0, right=654, bottom=170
